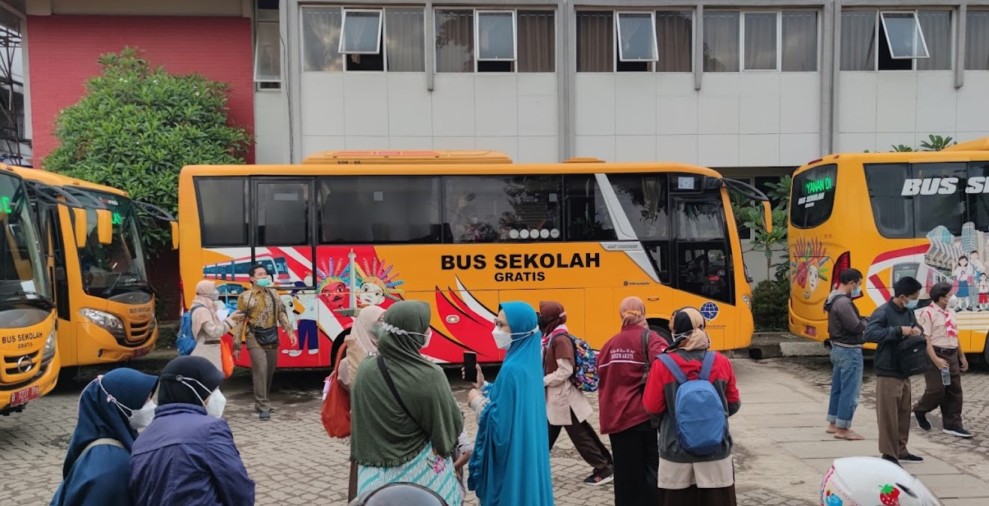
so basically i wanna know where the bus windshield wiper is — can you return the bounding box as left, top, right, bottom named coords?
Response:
left=103, top=267, right=144, bottom=297
left=0, top=289, right=55, bottom=310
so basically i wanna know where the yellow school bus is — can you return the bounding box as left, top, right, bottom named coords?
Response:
left=178, top=151, right=768, bottom=368
left=788, top=138, right=989, bottom=361
left=12, top=168, right=175, bottom=367
left=0, top=165, right=59, bottom=415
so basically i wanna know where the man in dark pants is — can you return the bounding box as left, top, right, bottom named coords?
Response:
left=913, top=281, right=973, bottom=438
left=865, top=276, right=924, bottom=466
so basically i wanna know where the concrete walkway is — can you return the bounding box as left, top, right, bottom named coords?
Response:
left=731, top=359, right=989, bottom=505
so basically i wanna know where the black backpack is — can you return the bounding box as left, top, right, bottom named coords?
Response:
left=895, top=335, right=929, bottom=376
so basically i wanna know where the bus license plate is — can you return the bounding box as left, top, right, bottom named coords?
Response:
left=11, top=385, right=40, bottom=407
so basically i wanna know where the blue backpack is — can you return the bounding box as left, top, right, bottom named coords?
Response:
left=658, top=352, right=728, bottom=457
left=176, top=304, right=207, bottom=356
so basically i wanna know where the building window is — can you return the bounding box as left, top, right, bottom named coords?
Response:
left=436, top=9, right=554, bottom=73
left=254, top=7, right=281, bottom=89
left=840, top=10, right=951, bottom=71
left=965, top=10, right=989, bottom=70
left=577, top=10, right=692, bottom=73
left=705, top=10, right=818, bottom=72
left=302, top=6, right=425, bottom=72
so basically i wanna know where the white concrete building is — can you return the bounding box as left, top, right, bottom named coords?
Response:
left=249, top=1, right=989, bottom=279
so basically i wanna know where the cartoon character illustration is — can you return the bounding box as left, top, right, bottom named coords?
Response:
left=294, top=293, right=319, bottom=356
left=356, top=258, right=403, bottom=307
left=790, top=238, right=830, bottom=299
left=879, top=484, right=900, bottom=506
left=823, top=489, right=843, bottom=506
left=952, top=255, right=975, bottom=311
left=969, top=250, right=985, bottom=308
left=316, top=257, right=353, bottom=311
left=979, top=273, right=989, bottom=311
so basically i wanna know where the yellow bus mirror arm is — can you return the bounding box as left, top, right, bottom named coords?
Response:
left=96, top=209, right=114, bottom=245
left=73, top=208, right=88, bottom=248
left=762, top=201, right=773, bottom=234
left=170, top=221, right=179, bottom=250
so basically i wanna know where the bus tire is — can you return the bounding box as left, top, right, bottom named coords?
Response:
left=647, top=320, right=672, bottom=344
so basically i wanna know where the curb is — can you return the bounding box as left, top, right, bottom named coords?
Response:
left=747, top=332, right=829, bottom=360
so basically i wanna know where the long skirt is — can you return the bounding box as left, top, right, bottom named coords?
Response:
left=356, top=442, right=463, bottom=506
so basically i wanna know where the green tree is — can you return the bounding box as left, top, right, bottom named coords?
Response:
left=45, top=47, right=250, bottom=251
left=920, top=134, right=955, bottom=151
left=731, top=176, right=791, bottom=281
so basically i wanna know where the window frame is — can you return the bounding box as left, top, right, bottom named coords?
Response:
left=879, top=11, right=930, bottom=60
left=741, top=11, right=782, bottom=71
left=252, top=178, right=314, bottom=247
left=475, top=10, right=518, bottom=62
left=338, top=8, right=385, bottom=55
left=654, top=9, right=695, bottom=73
left=841, top=9, right=951, bottom=71
left=615, top=11, right=659, bottom=63
left=195, top=177, right=249, bottom=248
left=253, top=9, right=281, bottom=85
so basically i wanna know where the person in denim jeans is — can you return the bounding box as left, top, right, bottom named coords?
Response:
left=824, top=268, right=868, bottom=440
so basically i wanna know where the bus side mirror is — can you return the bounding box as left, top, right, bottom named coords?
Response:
left=96, top=209, right=113, bottom=245
left=170, top=221, right=179, bottom=250
left=73, top=208, right=88, bottom=248
left=762, top=201, right=774, bottom=234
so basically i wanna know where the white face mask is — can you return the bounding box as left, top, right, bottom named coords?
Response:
left=492, top=326, right=538, bottom=350
left=205, top=389, right=227, bottom=418
left=208, top=291, right=220, bottom=301
left=378, top=322, right=433, bottom=350
left=96, top=376, right=156, bottom=431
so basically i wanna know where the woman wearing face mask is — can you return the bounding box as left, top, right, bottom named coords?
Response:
left=465, top=301, right=553, bottom=506
left=231, top=264, right=297, bottom=421
left=189, top=280, right=245, bottom=373
left=643, top=308, right=740, bottom=506
left=51, top=368, right=158, bottom=506
left=130, top=356, right=255, bottom=506
left=350, top=301, right=464, bottom=505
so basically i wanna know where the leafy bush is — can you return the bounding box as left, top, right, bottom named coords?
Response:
left=45, top=47, right=250, bottom=252
left=752, top=278, right=789, bottom=332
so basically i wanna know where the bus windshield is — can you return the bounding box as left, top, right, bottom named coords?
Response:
left=77, top=193, right=149, bottom=296
left=0, top=173, right=50, bottom=303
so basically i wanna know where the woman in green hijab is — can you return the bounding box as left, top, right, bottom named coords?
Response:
left=350, top=301, right=464, bottom=505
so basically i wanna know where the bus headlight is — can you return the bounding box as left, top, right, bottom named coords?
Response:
left=742, top=295, right=752, bottom=309
left=81, top=308, right=125, bottom=336
left=42, top=329, right=57, bottom=362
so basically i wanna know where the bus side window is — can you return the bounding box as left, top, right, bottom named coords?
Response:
left=563, top=175, right=616, bottom=241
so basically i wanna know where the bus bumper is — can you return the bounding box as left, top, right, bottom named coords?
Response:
left=0, top=351, right=60, bottom=416
left=77, top=321, right=158, bottom=364
left=789, top=299, right=826, bottom=342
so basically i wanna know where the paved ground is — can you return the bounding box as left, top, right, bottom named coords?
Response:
left=2, top=355, right=988, bottom=505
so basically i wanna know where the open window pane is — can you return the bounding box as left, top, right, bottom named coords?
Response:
left=386, top=8, right=425, bottom=71
left=577, top=11, right=613, bottom=71
left=340, top=10, right=383, bottom=54
left=476, top=11, right=516, bottom=60
left=781, top=10, right=817, bottom=71
left=916, top=10, right=951, bottom=70
left=744, top=12, right=778, bottom=70
left=254, top=20, right=281, bottom=81
left=302, top=7, right=342, bottom=71
left=656, top=11, right=692, bottom=72
left=879, top=12, right=929, bottom=59
left=966, top=10, right=989, bottom=70
left=436, top=10, right=474, bottom=72
left=617, top=12, right=658, bottom=61
left=703, top=11, right=740, bottom=71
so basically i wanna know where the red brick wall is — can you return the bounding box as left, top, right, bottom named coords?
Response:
left=27, top=15, right=255, bottom=164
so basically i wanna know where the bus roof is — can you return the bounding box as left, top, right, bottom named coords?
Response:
left=942, top=136, right=989, bottom=152
left=303, top=150, right=513, bottom=165
left=9, top=166, right=130, bottom=198
left=182, top=161, right=725, bottom=179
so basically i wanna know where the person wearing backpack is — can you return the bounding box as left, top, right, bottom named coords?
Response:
left=823, top=268, right=868, bottom=441
left=913, top=281, right=972, bottom=438
left=643, top=307, right=740, bottom=506
left=864, top=276, right=925, bottom=467
left=539, top=301, right=614, bottom=486
left=186, top=280, right=244, bottom=372
left=597, top=296, right=669, bottom=506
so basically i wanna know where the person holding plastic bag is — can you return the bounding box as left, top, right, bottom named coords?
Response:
left=189, top=280, right=243, bottom=376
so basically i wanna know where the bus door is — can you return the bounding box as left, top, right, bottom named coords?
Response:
left=250, top=177, right=319, bottom=365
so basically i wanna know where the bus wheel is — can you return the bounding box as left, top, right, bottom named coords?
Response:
left=647, top=321, right=672, bottom=345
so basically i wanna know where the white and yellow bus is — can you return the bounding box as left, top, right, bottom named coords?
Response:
left=788, top=138, right=989, bottom=361
left=178, top=150, right=769, bottom=368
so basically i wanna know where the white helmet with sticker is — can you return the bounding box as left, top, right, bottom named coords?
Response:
left=821, top=457, right=941, bottom=506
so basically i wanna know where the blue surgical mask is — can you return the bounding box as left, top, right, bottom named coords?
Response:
left=906, top=298, right=919, bottom=310
left=256, top=278, right=273, bottom=288
left=852, top=286, right=862, bottom=297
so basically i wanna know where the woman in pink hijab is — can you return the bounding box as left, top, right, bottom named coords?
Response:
left=189, top=280, right=244, bottom=373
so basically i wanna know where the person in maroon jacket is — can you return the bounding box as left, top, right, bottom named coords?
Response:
left=596, top=296, right=668, bottom=506
left=644, top=307, right=741, bottom=506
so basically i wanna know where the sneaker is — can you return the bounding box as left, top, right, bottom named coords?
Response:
left=944, top=427, right=973, bottom=438
left=288, top=350, right=303, bottom=357
left=308, top=348, right=319, bottom=355
left=259, top=410, right=271, bottom=421
left=900, top=453, right=924, bottom=463
left=915, top=411, right=932, bottom=431
left=281, top=349, right=291, bottom=354
left=583, top=471, right=614, bottom=486
left=881, top=454, right=901, bottom=467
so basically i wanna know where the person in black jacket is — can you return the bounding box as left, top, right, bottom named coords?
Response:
left=824, top=268, right=868, bottom=440
left=864, top=276, right=924, bottom=467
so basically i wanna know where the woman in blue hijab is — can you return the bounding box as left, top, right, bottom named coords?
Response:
left=51, top=368, right=158, bottom=506
left=466, top=301, right=554, bottom=506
